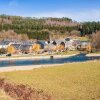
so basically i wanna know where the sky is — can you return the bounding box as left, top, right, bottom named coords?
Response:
left=0, top=0, right=100, bottom=22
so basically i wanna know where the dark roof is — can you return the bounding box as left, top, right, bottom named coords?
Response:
left=20, top=45, right=32, bottom=51
left=65, top=38, right=70, bottom=41
left=0, top=39, right=21, bottom=45
left=36, top=41, right=46, bottom=49
left=11, top=44, right=21, bottom=50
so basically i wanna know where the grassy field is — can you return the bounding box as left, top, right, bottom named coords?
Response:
left=0, top=61, right=100, bottom=100
left=91, top=51, right=100, bottom=54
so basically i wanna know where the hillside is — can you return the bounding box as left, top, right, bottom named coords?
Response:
left=0, top=15, right=79, bottom=40
left=0, top=14, right=100, bottom=40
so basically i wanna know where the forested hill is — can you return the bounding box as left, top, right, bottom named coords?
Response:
left=0, top=14, right=100, bottom=40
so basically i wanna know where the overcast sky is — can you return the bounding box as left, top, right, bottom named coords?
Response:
left=0, top=0, right=100, bottom=22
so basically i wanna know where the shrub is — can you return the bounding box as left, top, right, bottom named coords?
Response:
left=92, top=31, right=100, bottom=49
left=0, top=48, right=7, bottom=54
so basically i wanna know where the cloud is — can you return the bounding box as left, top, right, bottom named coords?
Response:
left=9, top=0, right=18, bottom=7
left=27, top=9, right=100, bottom=22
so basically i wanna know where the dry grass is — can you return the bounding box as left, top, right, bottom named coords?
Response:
left=0, top=89, right=13, bottom=100
left=0, top=61, right=100, bottom=100
left=78, top=37, right=89, bottom=41
left=0, top=78, right=51, bottom=100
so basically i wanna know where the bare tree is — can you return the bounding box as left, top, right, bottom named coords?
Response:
left=92, top=31, right=100, bottom=49
left=0, top=30, right=29, bottom=41
left=18, top=34, right=29, bottom=41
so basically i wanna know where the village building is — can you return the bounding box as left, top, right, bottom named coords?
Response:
left=0, top=41, right=12, bottom=49
left=7, top=44, right=21, bottom=54
left=20, top=44, right=33, bottom=54
left=79, top=41, right=90, bottom=51
left=32, top=41, right=46, bottom=53
left=65, top=38, right=81, bottom=50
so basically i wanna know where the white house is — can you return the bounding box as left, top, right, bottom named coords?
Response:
left=0, top=41, right=12, bottom=49
left=65, top=38, right=81, bottom=50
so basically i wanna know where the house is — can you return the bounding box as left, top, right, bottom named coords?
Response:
left=44, top=43, right=57, bottom=52
left=0, top=41, right=12, bottom=49
left=55, top=39, right=66, bottom=51
left=30, top=41, right=46, bottom=53
left=57, top=42, right=65, bottom=51
left=65, top=38, right=81, bottom=50
left=44, top=40, right=55, bottom=52
left=79, top=41, right=90, bottom=51
left=20, top=44, right=33, bottom=54
left=36, top=41, right=46, bottom=49
left=0, top=39, right=21, bottom=49
left=44, top=39, right=66, bottom=52
left=7, top=43, right=21, bottom=54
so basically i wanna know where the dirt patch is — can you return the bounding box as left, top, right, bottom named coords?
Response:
left=0, top=78, right=52, bottom=100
